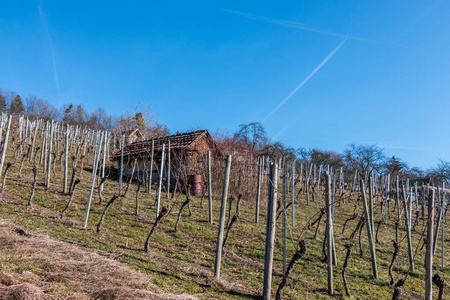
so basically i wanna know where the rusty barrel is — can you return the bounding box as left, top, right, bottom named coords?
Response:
left=188, top=175, right=202, bottom=197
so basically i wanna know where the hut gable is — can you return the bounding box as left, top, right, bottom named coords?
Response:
left=121, top=128, right=144, bottom=145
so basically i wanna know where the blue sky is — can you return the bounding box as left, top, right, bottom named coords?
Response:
left=1, top=0, right=449, bottom=169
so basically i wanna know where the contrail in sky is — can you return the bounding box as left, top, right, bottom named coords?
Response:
left=39, top=2, right=60, bottom=97
left=394, top=0, right=444, bottom=43
left=219, top=8, right=380, bottom=44
left=264, top=39, right=346, bottom=121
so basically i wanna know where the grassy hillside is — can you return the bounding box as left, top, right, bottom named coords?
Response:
left=0, top=137, right=448, bottom=299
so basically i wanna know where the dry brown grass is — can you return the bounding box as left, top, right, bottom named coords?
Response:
left=0, top=220, right=197, bottom=300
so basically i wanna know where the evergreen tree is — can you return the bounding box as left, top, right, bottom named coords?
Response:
left=76, top=104, right=85, bottom=125
left=9, top=95, right=25, bottom=115
left=0, top=93, right=6, bottom=113
left=63, top=104, right=74, bottom=124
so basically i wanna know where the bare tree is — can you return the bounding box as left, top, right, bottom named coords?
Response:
left=299, top=148, right=344, bottom=169
left=384, top=156, right=407, bottom=176
left=235, top=122, right=267, bottom=150
left=427, top=160, right=450, bottom=183
left=260, top=141, right=295, bottom=162
left=26, top=96, right=60, bottom=121
left=344, top=144, right=385, bottom=174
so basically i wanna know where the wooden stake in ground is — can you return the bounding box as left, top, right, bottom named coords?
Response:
left=135, top=179, right=142, bottom=215
left=45, top=120, right=54, bottom=187
left=84, top=132, right=103, bottom=229
left=331, top=174, right=337, bottom=266
left=148, top=139, right=154, bottom=194
left=291, top=160, right=295, bottom=226
left=433, top=187, right=443, bottom=255
left=282, top=169, right=287, bottom=275
left=425, top=188, right=435, bottom=300
left=255, top=157, right=262, bottom=224
left=263, top=163, right=278, bottom=300
left=63, top=124, right=69, bottom=194
left=0, top=116, right=12, bottom=184
left=360, top=179, right=378, bottom=279
left=369, top=175, right=375, bottom=240
left=214, top=154, right=232, bottom=279
left=441, top=183, right=446, bottom=268
left=207, top=150, right=213, bottom=224
left=166, top=140, right=170, bottom=199
left=325, top=172, right=334, bottom=295
left=156, top=144, right=165, bottom=218
left=100, top=132, right=107, bottom=192
left=119, top=135, right=124, bottom=195
left=402, top=184, right=414, bottom=272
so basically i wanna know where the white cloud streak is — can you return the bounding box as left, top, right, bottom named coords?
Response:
left=379, top=145, right=423, bottom=151
left=394, top=0, right=444, bottom=43
left=39, top=2, right=60, bottom=97
left=219, top=8, right=381, bottom=44
left=264, top=39, right=346, bottom=121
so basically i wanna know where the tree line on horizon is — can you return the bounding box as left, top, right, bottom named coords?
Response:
left=0, top=88, right=169, bottom=139
left=227, top=122, right=450, bottom=184
left=1, top=88, right=448, bottom=184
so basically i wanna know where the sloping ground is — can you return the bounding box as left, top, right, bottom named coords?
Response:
left=0, top=220, right=197, bottom=300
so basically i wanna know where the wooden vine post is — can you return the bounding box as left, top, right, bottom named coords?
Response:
left=0, top=115, right=4, bottom=155
left=207, top=150, right=213, bottom=224
left=84, top=132, right=103, bottom=228
left=425, top=188, right=435, bottom=300
left=282, top=169, right=287, bottom=275
left=63, top=124, right=69, bottom=194
left=433, top=186, right=443, bottom=255
left=45, top=120, right=54, bottom=187
left=442, top=183, right=446, bottom=268
left=331, top=173, right=337, bottom=266
left=0, top=115, right=11, bottom=184
left=166, top=140, right=171, bottom=199
left=396, top=175, right=400, bottom=221
left=41, top=121, right=47, bottom=169
left=291, top=160, right=295, bottom=226
left=119, top=135, right=125, bottom=195
left=156, top=144, right=165, bottom=218
left=369, top=175, right=375, bottom=239
left=263, top=163, right=277, bottom=300
left=255, top=157, right=262, bottom=223
left=360, top=179, right=378, bottom=279
left=326, top=172, right=334, bottom=295
left=402, top=184, right=414, bottom=272
left=148, top=139, right=154, bottom=194
left=100, top=131, right=107, bottom=192
left=214, top=154, right=232, bottom=279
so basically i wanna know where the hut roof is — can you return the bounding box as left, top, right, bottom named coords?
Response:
left=111, top=129, right=218, bottom=160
